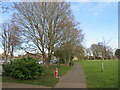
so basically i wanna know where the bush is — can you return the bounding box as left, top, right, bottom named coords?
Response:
left=3, top=57, right=44, bottom=80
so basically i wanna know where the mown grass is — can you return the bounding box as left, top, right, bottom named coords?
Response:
left=2, top=64, right=72, bottom=87
left=77, top=60, right=118, bottom=88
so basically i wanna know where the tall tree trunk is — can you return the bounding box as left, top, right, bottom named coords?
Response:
left=101, top=58, right=104, bottom=72
left=48, top=52, right=52, bottom=65
left=4, top=50, right=8, bottom=63
left=68, top=54, right=70, bottom=65
left=10, top=46, right=14, bottom=60
left=4, top=55, right=7, bottom=63
left=43, top=52, right=49, bottom=68
left=64, top=55, right=67, bottom=65
left=57, top=57, right=60, bottom=65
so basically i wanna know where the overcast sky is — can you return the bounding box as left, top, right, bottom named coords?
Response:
left=0, top=1, right=118, bottom=56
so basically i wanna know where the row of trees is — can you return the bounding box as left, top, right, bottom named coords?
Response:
left=85, top=40, right=114, bottom=60
left=85, top=40, right=115, bottom=72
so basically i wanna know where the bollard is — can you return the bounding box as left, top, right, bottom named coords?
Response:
left=54, top=68, right=58, bottom=78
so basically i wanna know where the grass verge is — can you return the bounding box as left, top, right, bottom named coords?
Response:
left=77, top=60, right=118, bottom=88
left=2, top=64, right=72, bottom=87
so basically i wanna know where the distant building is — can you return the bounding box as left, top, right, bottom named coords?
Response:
left=73, top=57, right=78, bottom=60
left=22, top=52, right=43, bottom=60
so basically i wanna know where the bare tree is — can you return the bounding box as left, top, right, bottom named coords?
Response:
left=98, top=38, right=113, bottom=72
left=13, top=2, right=82, bottom=67
left=74, top=45, right=85, bottom=60
left=90, top=44, right=100, bottom=59
left=85, top=48, right=92, bottom=59
left=54, top=22, right=84, bottom=65
left=0, top=1, right=13, bottom=13
left=8, top=22, right=21, bottom=59
left=1, top=23, right=9, bottom=62
left=1, top=22, right=21, bottom=61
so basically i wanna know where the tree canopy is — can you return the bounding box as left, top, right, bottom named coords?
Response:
left=13, top=2, right=84, bottom=67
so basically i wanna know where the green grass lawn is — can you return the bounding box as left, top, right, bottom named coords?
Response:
left=77, top=60, right=118, bottom=88
left=2, top=64, right=72, bottom=87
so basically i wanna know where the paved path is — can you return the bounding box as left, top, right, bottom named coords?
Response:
left=2, top=82, right=51, bottom=88
left=54, top=62, right=87, bottom=88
